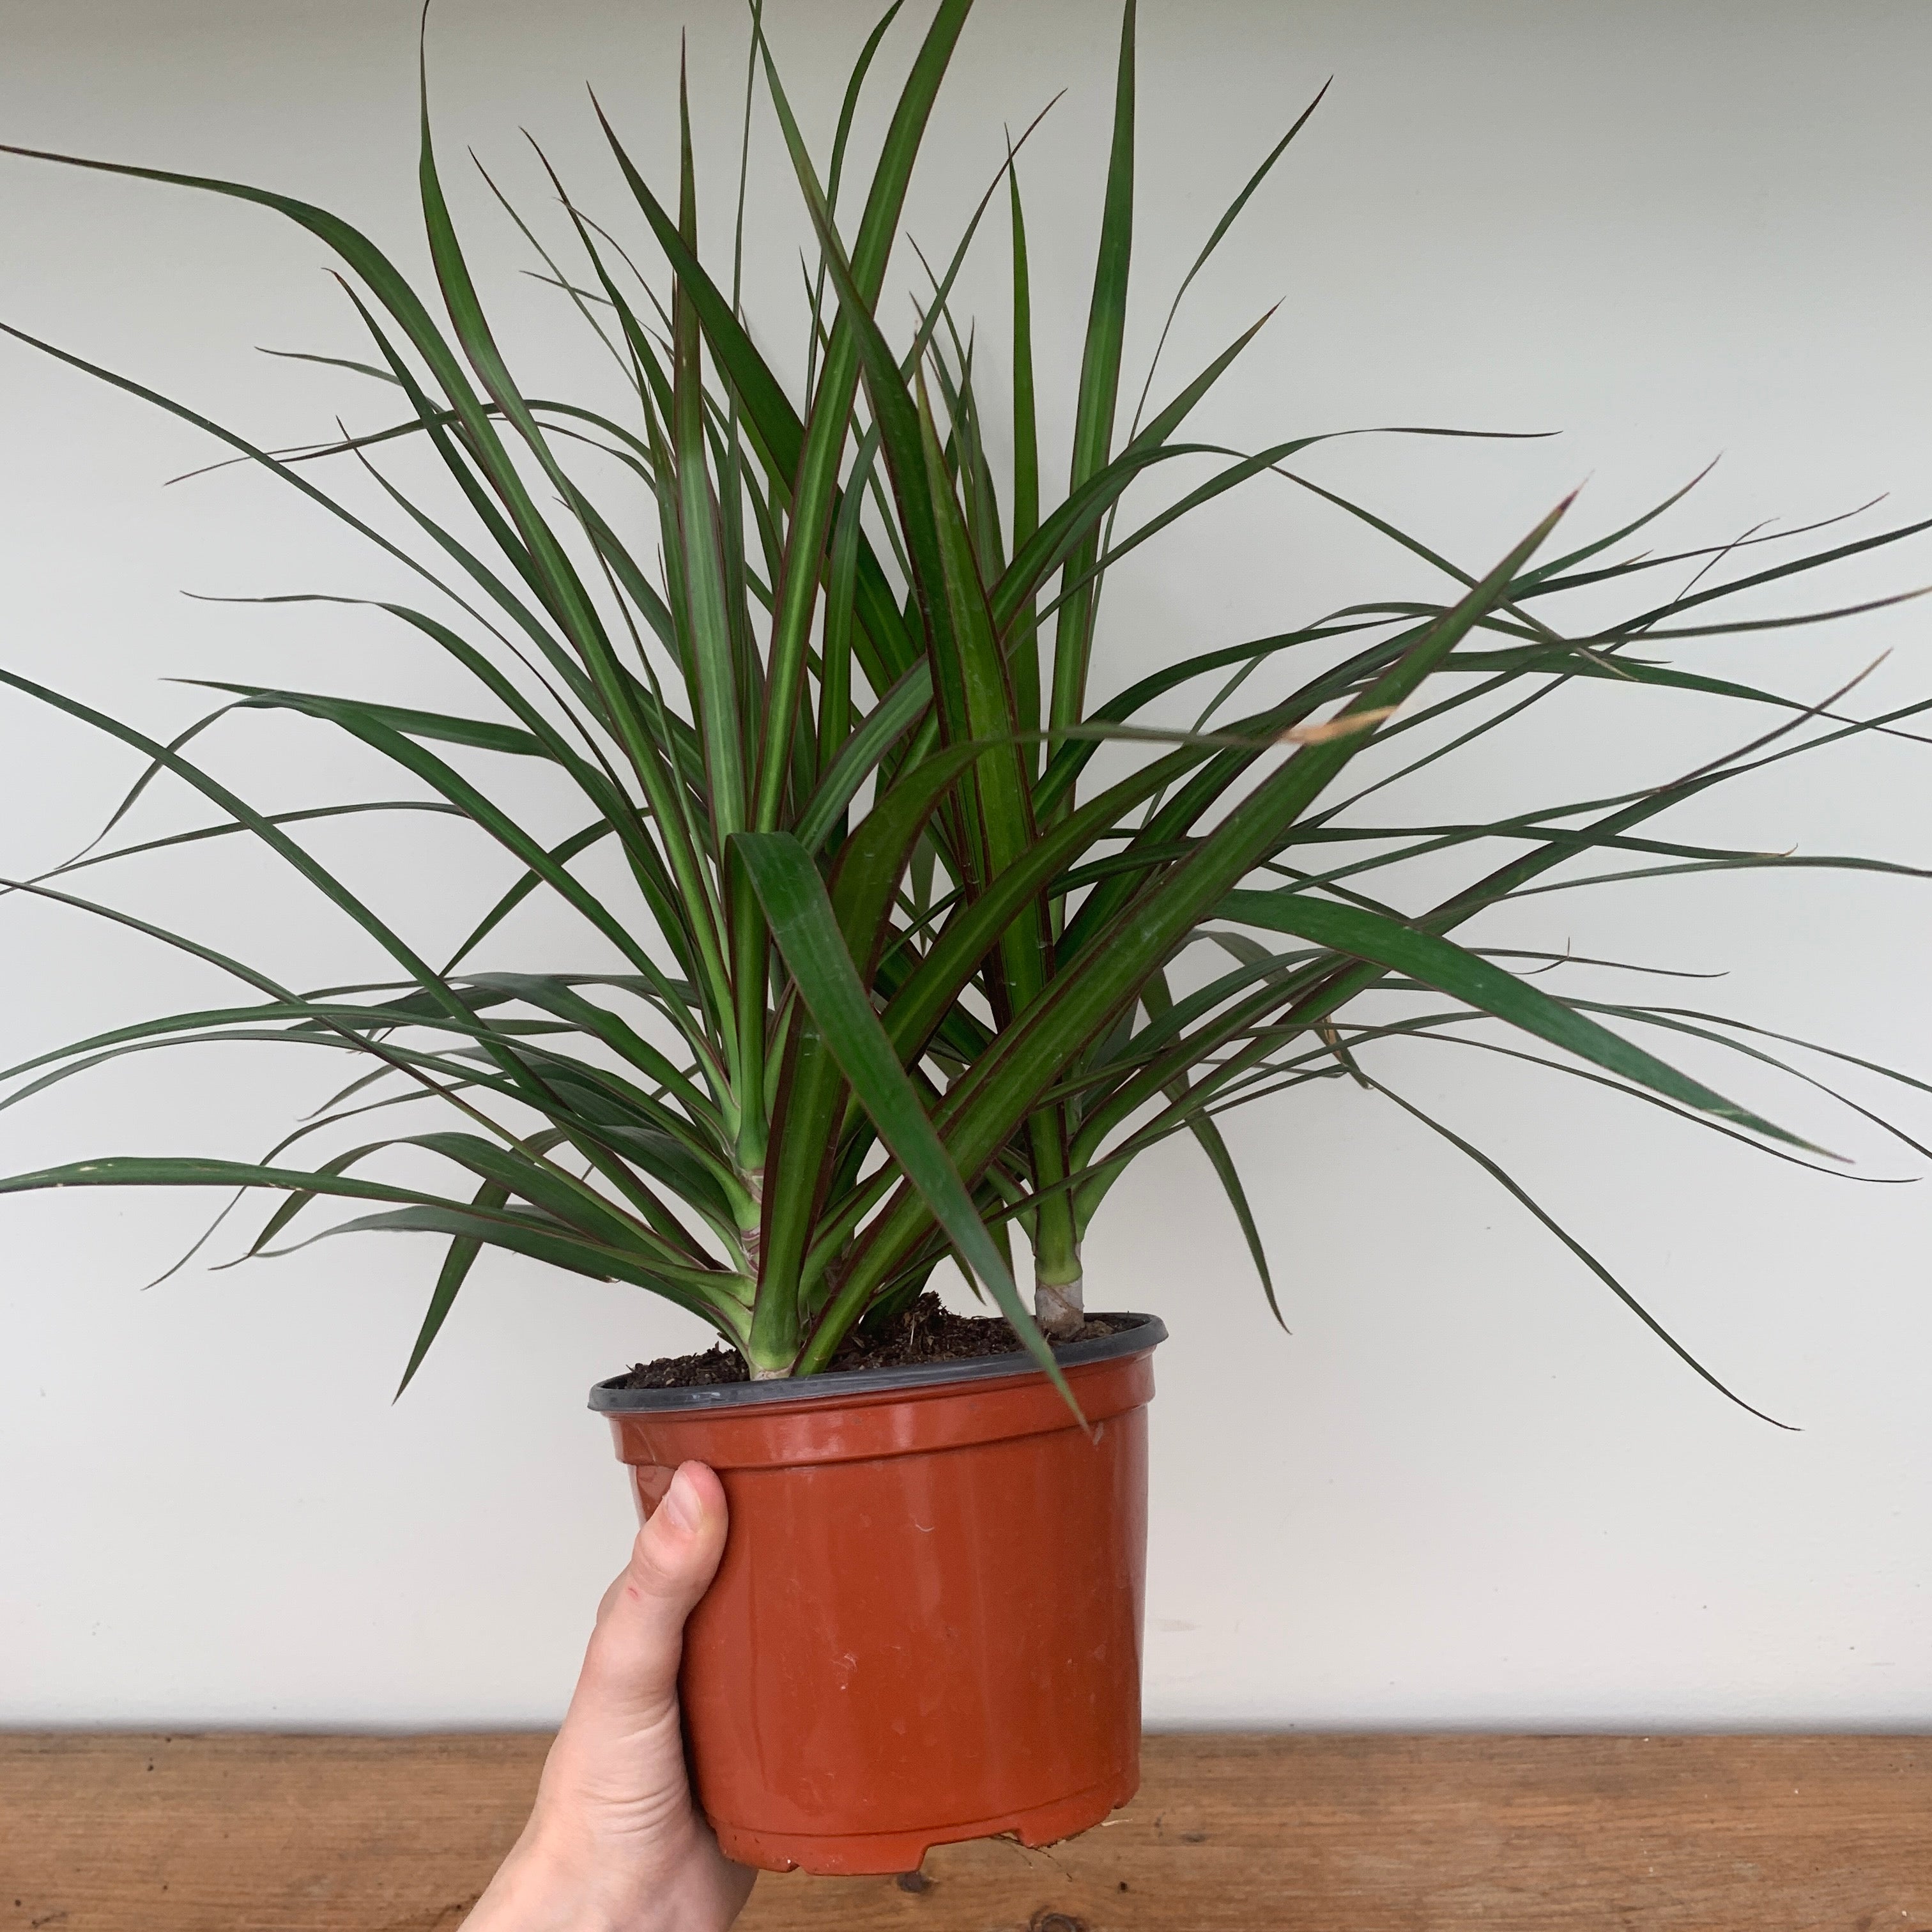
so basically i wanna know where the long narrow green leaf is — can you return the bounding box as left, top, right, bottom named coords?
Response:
left=289, top=1204, right=739, bottom=1319
left=1137, top=969, right=1281, bottom=1325
left=1008, top=146, right=1041, bottom=775
left=670, top=59, right=748, bottom=846
left=395, top=1178, right=510, bottom=1397
left=809, top=0, right=908, bottom=386
left=1360, top=1074, right=1789, bottom=1426
left=1218, top=889, right=1818, bottom=1152
left=1123, top=79, right=1328, bottom=439
left=1047, top=0, right=1135, bottom=747
left=194, top=684, right=544, bottom=758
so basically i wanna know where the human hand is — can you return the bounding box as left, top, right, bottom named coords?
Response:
left=463, top=1461, right=755, bottom=1932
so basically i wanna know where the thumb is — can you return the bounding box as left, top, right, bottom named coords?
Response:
left=576, top=1460, right=729, bottom=1717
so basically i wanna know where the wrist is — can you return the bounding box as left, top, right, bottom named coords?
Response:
left=461, top=1838, right=595, bottom=1932
left=464, top=1834, right=634, bottom=1932
left=464, top=1820, right=725, bottom=1932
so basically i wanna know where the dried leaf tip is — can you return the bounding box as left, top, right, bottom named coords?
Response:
left=1277, top=706, right=1397, bottom=745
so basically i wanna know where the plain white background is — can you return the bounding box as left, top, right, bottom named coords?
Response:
left=3, top=0, right=1931, bottom=1729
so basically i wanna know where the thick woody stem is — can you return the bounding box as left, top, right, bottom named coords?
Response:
left=1034, top=1273, right=1085, bottom=1340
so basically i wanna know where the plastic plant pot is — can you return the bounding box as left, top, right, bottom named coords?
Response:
left=590, top=1314, right=1167, bottom=1875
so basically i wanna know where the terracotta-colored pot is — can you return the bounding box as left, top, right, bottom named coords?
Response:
left=590, top=1314, right=1166, bottom=1875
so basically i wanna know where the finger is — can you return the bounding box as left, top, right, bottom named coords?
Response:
left=576, top=1462, right=728, bottom=1716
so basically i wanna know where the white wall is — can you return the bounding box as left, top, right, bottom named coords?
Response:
left=4, top=0, right=1931, bottom=1729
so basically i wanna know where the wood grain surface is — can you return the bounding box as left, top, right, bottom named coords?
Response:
left=2, top=1731, right=1927, bottom=1931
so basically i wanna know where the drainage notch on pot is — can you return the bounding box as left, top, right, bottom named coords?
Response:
left=592, top=1314, right=1167, bottom=1876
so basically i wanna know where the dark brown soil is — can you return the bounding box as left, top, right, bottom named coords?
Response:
left=620, top=1292, right=1138, bottom=1392
left=622, top=1345, right=751, bottom=1392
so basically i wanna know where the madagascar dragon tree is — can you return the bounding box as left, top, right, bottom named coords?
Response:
left=4, top=0, right=1929, bottom=1413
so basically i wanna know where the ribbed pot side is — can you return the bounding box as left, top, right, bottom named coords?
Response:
left=592, top=1317, right=1165, bottom=1875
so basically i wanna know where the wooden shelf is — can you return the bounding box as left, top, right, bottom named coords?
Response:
left=3, top=1731, right=1926, bottom=1929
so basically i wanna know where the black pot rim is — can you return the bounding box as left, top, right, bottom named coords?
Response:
left=588, top=1310, right=1167, bottom=1413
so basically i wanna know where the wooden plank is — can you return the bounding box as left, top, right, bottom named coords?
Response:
left=2, top=1733, right=1927, bottom=1931
left=0, top=1733, right=541, bottom=1932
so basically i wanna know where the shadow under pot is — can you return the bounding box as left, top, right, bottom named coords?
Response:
left=589, top=1313, right=1167, bottom=1876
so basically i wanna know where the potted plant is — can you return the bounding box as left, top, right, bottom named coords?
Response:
left=5, top=0, right=1929, bottom=1878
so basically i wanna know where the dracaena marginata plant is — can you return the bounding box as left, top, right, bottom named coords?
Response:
left=4, top=0, right=1931, bottom=1411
